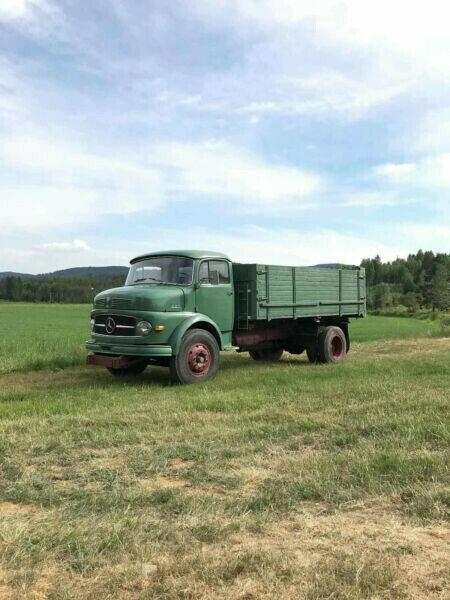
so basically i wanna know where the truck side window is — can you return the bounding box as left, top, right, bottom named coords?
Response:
left=199, top=261, right=209, bottom=284
left=209, top=261, right=230, bottom=284
left=199, top=260, right=230, bottom=285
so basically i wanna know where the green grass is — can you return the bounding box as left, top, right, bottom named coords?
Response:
left=351, top=313, right=439, bottom=342
left=0, top=302, right=441, bottom=374
left=0, top=303, right=90, bottom=373
left=0, top=303, right=449, bottom=598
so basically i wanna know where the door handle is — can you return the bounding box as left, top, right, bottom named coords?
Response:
left=227, top=291, right=233, bottom=296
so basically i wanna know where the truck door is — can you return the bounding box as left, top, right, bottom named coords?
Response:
left=196, top=260, right=234, bottom=335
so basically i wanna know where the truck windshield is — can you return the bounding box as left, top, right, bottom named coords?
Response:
left=126, top=256, right=194, bottom=286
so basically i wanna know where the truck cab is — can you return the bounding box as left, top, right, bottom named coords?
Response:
left=86, top=250, right=235, bottom=383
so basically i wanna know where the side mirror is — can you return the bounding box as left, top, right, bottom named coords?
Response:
left=198, top=277, right=212, bottom=286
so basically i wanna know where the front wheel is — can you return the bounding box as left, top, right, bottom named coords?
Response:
left=170, top=329, right=220, bottom=384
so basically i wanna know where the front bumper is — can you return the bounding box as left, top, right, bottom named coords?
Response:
left=85, top=340, right=172, bottom=357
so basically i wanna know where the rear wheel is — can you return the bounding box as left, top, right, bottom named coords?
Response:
left=170, top=329, right=220, bottom=384
left=249, top=348, right=284, bottom=361
left=107, top=360, right=147, bottom=377
left=318, top=326, right=347, bottom=364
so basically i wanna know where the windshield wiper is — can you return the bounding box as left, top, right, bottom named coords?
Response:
left=133, top=277, right=162, bottom=283
left=132, top=278, right=189, bottom=286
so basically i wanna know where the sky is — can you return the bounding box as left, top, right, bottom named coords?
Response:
left=0, top=0, right=449, bottom=273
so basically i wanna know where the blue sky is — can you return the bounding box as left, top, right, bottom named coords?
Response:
left=1, top=0, right=449, bottom=273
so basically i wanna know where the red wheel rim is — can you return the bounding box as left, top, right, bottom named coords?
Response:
left=187, top=343, right=211, bottom=377
left=330, top=335, right=344, bottom=358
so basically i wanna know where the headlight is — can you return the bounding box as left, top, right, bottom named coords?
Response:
left=90, top=318, right=95, bottom=331
left=136, top=321, right=152, bottom=336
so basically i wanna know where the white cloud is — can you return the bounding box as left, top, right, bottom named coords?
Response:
left=373, top=163, right=416, bottom=178
left=0, top=133, right=164, bottom=231
left=178, top=95, right=202, bottom=106
left=392, top=223, right=450, bottom=251
left=2, top=135, right=161, bottom=184
left=0, top=0, right=28, bottom=19
left=1, top=133, right=324, bottom=232
left=340, top=192, right=406, bottom=208
left=194, top=227, right=400, bottom=265
left=0, top=187, right=97, bottom=230
left=152, top=140, right=322, bottom=211
left=0, top=182, right=161, bottom=232
left=421, top=155, right=450, bottom=189
left=395, top=224, right=450, bottom=239
left=120, top=225, right=410, bottom=266
left=190, top=0, right=450, bottom=123
left=408, top=108, right=450, bottom=154
left=0, top=0, right=46, bottom=20
left=0, top=241, right=132, bottom=274
left=199, top=0, right=450, bottom=72
left=34, top=239, right=90, bottom=252
left=374, top=155, right=450, bottom=191
left=372, top=163, right=417, bottom=187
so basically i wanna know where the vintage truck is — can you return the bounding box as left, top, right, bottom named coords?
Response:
left=86, top=250, right=366, bottom=384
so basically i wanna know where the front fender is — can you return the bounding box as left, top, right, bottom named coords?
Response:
left=169, top=314, right=223, bottom=354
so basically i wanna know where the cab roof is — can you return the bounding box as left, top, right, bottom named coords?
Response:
left=130, top=250, right=230, bottom=263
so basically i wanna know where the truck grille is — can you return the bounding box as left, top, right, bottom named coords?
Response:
left=110, top=297, right=132, bottom=309
left=95, top=297, right=107, bottom=308
left=94, top=296, right=132, bottom=309
left=94, top=314, right=136, bottom=336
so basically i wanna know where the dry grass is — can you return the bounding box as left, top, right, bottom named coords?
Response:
left=0, top=326, right=449, bottom=598
left=0, top=502, right=447, bottom=598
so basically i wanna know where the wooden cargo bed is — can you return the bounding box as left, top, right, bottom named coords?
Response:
left=233, top=263, right=366, bottom=326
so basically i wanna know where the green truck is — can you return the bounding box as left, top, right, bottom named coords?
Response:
left=86, top=250, right=366, bottom=384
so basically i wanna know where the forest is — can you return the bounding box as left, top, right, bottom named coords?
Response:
left=361, top=250, right=449, bottom=311
left=0, top=250, right=448, bottom=311
left=0, top=274, right=125, bottom=304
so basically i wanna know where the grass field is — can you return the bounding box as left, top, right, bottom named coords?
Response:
left=0, top=303, right=443, bottom=374
left=0, top=303, right=89, bottom=374
left=0, top=303, right=449, bottom=599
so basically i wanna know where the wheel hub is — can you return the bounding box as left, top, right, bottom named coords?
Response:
left=187, top=343, right=211, bottom=376
left=330, top=335, right=343, bottom=358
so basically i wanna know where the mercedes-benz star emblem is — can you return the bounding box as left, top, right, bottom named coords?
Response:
left=105, top=316, right=116, bottom=334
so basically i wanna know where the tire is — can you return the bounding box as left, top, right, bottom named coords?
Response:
left=306, top=345, right=322, bottom=363
left=170, top=329, right=220, bottom=384
left=283, top=342, right=305, bottom=355
left=318, top=326, right=347, bottom=364
left=249, top=348, right=284, bottom=361
left=107, top=360, right=147, bottom=377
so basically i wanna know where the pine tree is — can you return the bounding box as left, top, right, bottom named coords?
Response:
left=431, top=264, right=449, bottom=311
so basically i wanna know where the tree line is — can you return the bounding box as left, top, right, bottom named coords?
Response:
left=362, top=250, right=449, bottom=311
left=0, top=250, right=448, bottom=311
left=0, top=275, right=125, bottom=304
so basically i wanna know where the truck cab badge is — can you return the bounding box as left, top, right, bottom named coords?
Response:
left=105, top=317, right=116, bottom=334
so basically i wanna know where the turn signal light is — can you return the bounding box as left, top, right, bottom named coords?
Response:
left=154, top=325, right=165, bottom=332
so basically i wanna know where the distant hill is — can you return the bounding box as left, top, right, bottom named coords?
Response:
left=0, top=271, right=36, bottom=279
left=314, top=263, right=356, bottom=268
left=0, top=266, right=128, bottom=279
left=1, top=264, right=354, bottom=280
left=40, top=266, right=129, bottom=278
